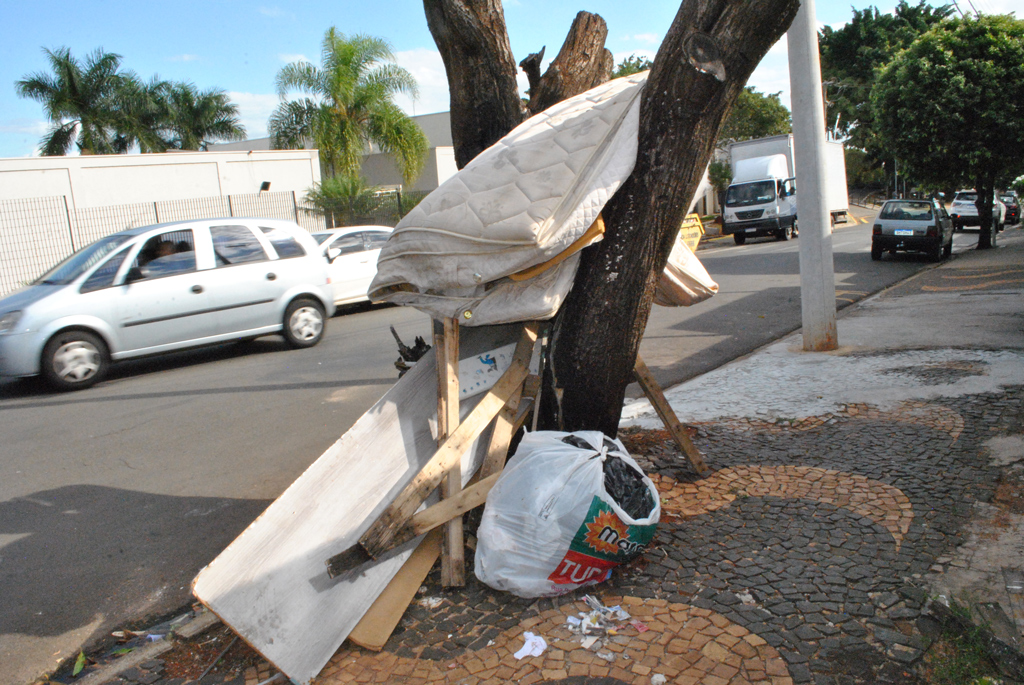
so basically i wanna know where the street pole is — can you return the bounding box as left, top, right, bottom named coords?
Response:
left=788, top=0, right=838, bottom=352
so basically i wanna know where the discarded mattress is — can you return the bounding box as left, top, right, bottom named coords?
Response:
left=654, top=231, right=719, bottom=307
left=369, top=72, right=649, bottom=325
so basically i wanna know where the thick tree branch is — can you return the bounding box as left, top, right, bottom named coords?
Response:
left=523, top=12, right=614, bottom=115
left=423, top=0, right=525, bottom=168
left=545, top=0, right=801, bottom=435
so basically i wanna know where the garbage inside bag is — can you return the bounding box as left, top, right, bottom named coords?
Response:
left=474, top=430, right=660, bottom=598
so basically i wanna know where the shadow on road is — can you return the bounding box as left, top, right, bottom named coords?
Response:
left=0, top=485, right=270, bottom=642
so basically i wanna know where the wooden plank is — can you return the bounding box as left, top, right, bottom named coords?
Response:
left=479, top=384, right=524, bottom=478
left=434, top=317, right=465, bottom=586
left=633, top=355, right=711, bottom=476
left=192, top=324, right=525, bottom=685
left=338, top=324, right=538, bottom=567
left=406, top=473, right=500, bottom=537
left=346, top=529, right=442, bottom=652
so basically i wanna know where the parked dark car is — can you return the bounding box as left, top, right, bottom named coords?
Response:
left=871, top=199, right=953, bottom=262
left=999, top=193, right=1020, bottom=225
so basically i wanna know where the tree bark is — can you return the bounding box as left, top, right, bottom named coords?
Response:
left=544, top=0, right=800, bottom=435
left=423, top=0, right=525, bottom=169
left=521, top=12, right=614, bottom=116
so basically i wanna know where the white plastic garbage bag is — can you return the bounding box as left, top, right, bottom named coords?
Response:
left=474, top=431, right=660, bottom=598
left=653, top=232, right=719, bottom=307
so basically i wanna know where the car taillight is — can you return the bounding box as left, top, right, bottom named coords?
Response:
left=873, top=224, right=882, bottom=235
left=927, top=225, right=937, bottom=237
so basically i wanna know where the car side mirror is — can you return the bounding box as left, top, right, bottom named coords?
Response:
left=327, top=247, right=341, bottom=263
left=125, top=266, right=145, bottom=284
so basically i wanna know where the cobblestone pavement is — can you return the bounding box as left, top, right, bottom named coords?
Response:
left=94, top=376, right=1021, bottom=685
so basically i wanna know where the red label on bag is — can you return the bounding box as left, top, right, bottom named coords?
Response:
left=547, top=550, right=617, bottom=585
left=547, top=496, right=657, bottom=587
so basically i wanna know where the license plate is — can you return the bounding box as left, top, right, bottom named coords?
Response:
left=894, top=229, right=914, bottom=236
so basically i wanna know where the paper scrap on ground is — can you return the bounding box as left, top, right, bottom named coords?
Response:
left=514, top=632, right=547, bottom=659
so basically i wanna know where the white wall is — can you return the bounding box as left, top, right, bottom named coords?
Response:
left=0, top=149, right=322, bottom=210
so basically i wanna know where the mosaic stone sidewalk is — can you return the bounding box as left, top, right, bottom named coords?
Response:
left=96, top=376, right=1022, bottom=685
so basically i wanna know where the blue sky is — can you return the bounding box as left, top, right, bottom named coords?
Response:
left=1, top=0, right=1020, bottom=158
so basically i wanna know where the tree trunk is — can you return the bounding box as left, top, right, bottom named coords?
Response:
left=544, top=0, right=800, bottom=434
left=426, top=0, right=800, bottom=436
left=976, top=171, right=996, bottom=250
left=520, top=12, right=614, bottom=116
left=423, top=0, right=525, bottom=169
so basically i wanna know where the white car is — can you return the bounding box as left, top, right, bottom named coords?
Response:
left=0, top=218, right=335, bottom=390
left=312, top=226, right=393, bottom=306
left=950, top=190, right=1006, bottom=231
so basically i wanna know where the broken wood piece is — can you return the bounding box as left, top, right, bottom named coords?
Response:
left=434, top=317, right=465, bottom=587
left=326, top=323, right=539, bottom=578
left=346, top=529, right=443, bottom=652
left=479, top=383, right=524, bottom=478
left=405, top=473, right=500, bottom=539
left=632, top=355, right=711, bottom=476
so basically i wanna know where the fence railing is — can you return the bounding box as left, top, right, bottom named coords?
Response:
left=1, top=188, right=433, bottom=296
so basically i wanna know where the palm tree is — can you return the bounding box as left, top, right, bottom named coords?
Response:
left=164, top=82, right=246, bottom=150
left=16, top=46, right=130, bottom=155
left=269, top=28, right=428, bottom=185
left=113, top=76, right=173, bottom=153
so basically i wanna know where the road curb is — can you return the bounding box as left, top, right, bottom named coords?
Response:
left=72, top=610, right=220, bottom=685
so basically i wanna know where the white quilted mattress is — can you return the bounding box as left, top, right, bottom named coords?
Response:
left=369, top=72, right=648, bottom=325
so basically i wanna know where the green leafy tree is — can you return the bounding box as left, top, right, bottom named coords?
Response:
left=270, top=28, right=428, bottom=185
left=112, top=76, right=173, bottom=153
left=163, top=81, right=245, bottom=150
left=15, top=46, right=131, bottom=155
left=820, top=2, right=953, bottom=167
left=304, top=174, right=387, bottom=227
left=872, top=14, right=1024, bottom=249
left=612, top=54, right=653, bottom=78
left=717, top=86, right=791, bottom=147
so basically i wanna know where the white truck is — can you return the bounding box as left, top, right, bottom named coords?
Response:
left=722, top=134, right=849, bottom=246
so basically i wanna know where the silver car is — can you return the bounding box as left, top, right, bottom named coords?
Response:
left=871, top=199, right=953, bottom=262
left=0, top=218, right=335, bottom=390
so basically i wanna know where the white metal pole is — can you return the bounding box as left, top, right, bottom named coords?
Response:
left=787, top=0, right=838, bottom=351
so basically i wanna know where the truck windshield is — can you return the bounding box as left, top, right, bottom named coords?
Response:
left=726, top=181, right=776, bottom=207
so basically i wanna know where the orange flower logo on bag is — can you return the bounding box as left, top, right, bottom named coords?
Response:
left=584, top=509, right=628, bottom=555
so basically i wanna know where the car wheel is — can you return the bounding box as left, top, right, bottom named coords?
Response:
left=41, top=330, right=108, bottom=391
left=870, top=242, right=882, bottom=261
left=776, top=225, right=792, bottom=241
left=733, top=233, right=746, bottom=245
left=928, top=242, right=943, bottom=263
left=283, top=298, right=325, bottom=349
left=792, top=219, right=799, bottom=238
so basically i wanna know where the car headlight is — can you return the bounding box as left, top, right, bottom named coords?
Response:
left=0, top=311, right=22, bottom=334
left=764, top=206, right=776, bottom=216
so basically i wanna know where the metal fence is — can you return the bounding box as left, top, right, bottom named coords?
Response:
left=0, top=188, right=431, bottom=295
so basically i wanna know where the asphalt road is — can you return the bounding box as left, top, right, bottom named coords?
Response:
left=0, top=207, right=992, bottom=683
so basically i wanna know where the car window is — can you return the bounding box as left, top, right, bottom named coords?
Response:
left=81, top=246, right=131, bottom=293
left=311, top=232, right=333, bottom=245
left=363, top=231, right=390, bottom=250
left=131, top=230, right=197, bottom=280
left=879, top=201, right=932, bottom=221
left=34, top=234, right=133, bottom=286
left=211, top=225, right=268, bottom=266
left=259, top=226, right=306, bottom=259
left=954, top=192, right=977, bottom=202
left=329, top=233, right=365, bottom=256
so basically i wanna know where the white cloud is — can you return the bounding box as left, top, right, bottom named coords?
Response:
left=612, top=49, right=657, bottom=66
left=279, top=53, right=308, bottom=64
left=392, top=48, right=451, bottom=116
left=631, top=33, right=661, bottom=45
left=746, top=35, right=791, bottom=109
left=0, top=119, right=49, bottom=136
left=226, top=92, right=281, bottom=140
left=259, top=6, right=287, bottom=17
left=169, top=54, right=200, bottom=62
